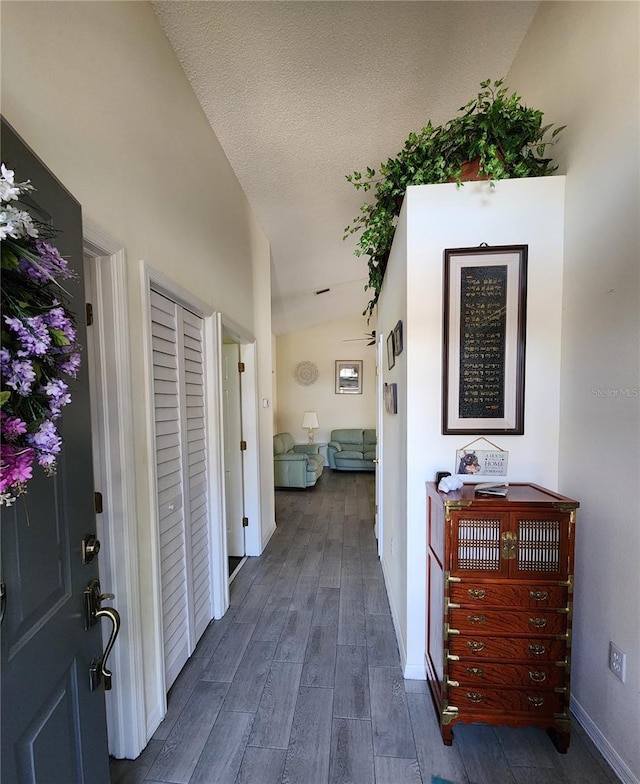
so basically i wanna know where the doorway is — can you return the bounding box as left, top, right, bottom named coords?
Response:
left=221, top=335, right=246, bottom=580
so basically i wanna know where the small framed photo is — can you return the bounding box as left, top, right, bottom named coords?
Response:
left=384, top=382, right=398, bottom=414
left=335, top=360, right=363, bottom=394
left=387, top=332, right=396, bottom=370
left=393, top=320, right=403, bottom=355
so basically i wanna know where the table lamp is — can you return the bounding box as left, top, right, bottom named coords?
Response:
left=302, top=411, right=319, bottom=444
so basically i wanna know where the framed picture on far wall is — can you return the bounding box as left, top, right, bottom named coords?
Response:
left=335, top=360, right=363, bottom=394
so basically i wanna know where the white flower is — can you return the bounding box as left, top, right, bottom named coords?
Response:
left=0, top=204, right=39, bottom=240
left=0, top=163, right=33, bottom=203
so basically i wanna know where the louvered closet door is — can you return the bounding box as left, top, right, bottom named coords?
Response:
left=151, top=291, right=211, bottom=689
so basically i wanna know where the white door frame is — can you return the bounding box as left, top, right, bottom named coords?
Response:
left=221, top=340, right=245, bottom=559
left=220, top=317, right=261, bottom=557
left=376, top=332, right=385, bottom=557
left=83, top=223, right=145, bottom=759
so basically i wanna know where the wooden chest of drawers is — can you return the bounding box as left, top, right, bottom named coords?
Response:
left=425, top=482, right=578, bottom=752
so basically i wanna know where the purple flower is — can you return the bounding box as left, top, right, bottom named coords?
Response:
left=16, top=240, right=71, bottom=283
left=57, top=351, right=81, bottom=377
left=0, top=443, right=34, bottom=491
left=43, top=307, right=76, bottom=345
left=0, top=348, right=10, bottom=373
left=0, top=414, right=27, bottom=439
left=27, top=420, right=62, bottom=466
left=42, top=379, right=71, bottom=417
left=35, top=240, right=71, bottom=278
left=4, top=314, right=51, bottom=357
left=5, top=358, right=36, bottom=395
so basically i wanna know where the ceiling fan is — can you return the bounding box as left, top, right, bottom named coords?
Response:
left=343, top=330, right=376, bottom=346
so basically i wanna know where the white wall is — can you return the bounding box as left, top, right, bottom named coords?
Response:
left=379, top=177, right=566, bottom=678
left=508, top=4, right=640, bottom=781
left=275, top=314, right=377, bottom=444
left=376, top=209, right=408, bottom=665
left=1, top=0, right=273, bottom=741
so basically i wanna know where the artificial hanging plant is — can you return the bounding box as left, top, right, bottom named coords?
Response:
left=0, top=164, right=81, bottom=506
left=343, top=79, right=566, bottom=319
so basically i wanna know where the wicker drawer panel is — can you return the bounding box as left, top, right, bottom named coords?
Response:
left=448, top=686, right=565, bottom=716
left=449, top=608, right=567, bottom=636
left=449, top=583, right=567, bottom=609
left=449, top=660, right=566, bottom=688
left=448, top=636, right=567, bottom=661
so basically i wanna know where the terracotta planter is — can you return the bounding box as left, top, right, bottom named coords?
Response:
left=450, top=156, right=493, bottom=182
left=394, top=156, right=495, bottom=213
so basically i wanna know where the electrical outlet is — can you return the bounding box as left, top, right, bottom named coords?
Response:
left=390, top=538, right=395, bottom=556
left=609, top=641, right=627, bottom=682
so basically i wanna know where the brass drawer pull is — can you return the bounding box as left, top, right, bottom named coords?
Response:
left=528, top=670, right=547, bottom=683
left=528, top=643, right=546, bottom=655
left=468, top=588, right=486, bottom=600
left=528, top=696, right=545, bottom=707
left=467, top=641, right=485, bottom=652
left=466, top=667, right=484, bottom=677
left=529, top=617, right=548, bottom=628
left=467, top=614, right=486, bottom=624
left=529, top=590, right=549, bottom=601
left=466, top=692, right=484, bottom=703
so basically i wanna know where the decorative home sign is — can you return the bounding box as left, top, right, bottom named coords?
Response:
left=455, top=437, right=508, bottom=477
left=335, top=360, right=362, bottom=394
left=442, top=245, right=527, bottom=434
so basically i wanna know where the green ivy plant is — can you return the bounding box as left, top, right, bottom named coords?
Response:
left=344, top=79, right=566, bottom=319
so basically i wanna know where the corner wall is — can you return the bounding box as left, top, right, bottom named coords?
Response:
left=508, top=4, right=640, bottom=781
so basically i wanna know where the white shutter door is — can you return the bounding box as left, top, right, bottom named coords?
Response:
left=150, top=291, right=211, bottom=690
left=182, top=309, right=210, bottom=641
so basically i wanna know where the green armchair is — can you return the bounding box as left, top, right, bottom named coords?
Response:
left=273, top=433, right=324, bottom=488
left=327, top=428, right=376, bottom=471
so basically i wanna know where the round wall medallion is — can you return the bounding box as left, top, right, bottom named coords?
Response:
left=294, top=361, right=319, bottom=386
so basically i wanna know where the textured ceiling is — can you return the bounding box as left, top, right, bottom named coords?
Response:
left=153, top=1, right=538, bottom=335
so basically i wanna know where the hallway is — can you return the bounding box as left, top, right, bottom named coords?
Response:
left=111, top=470, right=618, bottom=784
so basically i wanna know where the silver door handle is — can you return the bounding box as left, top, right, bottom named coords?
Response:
left=94, top=606, right=121, bottom=690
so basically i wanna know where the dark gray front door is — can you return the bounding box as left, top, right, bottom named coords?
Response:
left=1, top=120, right=111, bottom=784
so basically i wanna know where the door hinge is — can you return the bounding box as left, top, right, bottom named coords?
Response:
left=86, top=303, right=94, bottom=326
left=238, top=362, right=245, bottom=373
left=242, top=517, right=249, bottom=528
left=240, top=440, right=247, bottom=451
left=94, top=491, right=103, bottom=515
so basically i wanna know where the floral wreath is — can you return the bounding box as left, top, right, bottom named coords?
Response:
left=0, top=163, right=81, bottom=506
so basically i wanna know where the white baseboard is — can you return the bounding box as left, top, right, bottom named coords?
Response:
left=571, top=696, right=638, bottom=784
left=261, top=520, right=277, bottom=551
left=145, top=703, right=164, bottom=752
left=380, top=556, right=410, bottom=673
left=404, top=662, right=427, bottom=680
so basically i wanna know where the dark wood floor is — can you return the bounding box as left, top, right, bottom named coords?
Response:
left=111, top=469, right=619, bottom=784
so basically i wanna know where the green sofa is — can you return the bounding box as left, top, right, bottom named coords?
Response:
left=273, top=432, right=324, bottom=488
left=327, top=429, right=376, bottom=471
